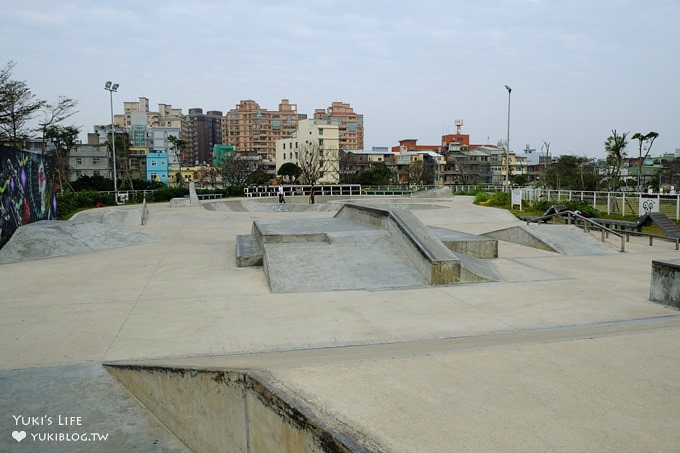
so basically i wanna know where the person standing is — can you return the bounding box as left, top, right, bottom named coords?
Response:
left=278, top=185, right=285, bottom=204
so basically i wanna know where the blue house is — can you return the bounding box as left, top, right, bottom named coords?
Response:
left=146, top=151, right=169, bottom=184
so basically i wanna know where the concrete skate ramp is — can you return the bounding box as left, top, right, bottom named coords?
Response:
left=0, top=220, right=157, bottom=264
left=71, top=205, right=146, bottom=226
left=105, top=364, right=380, bottom=452
left=485, top=224, right=620, bottom=255
left=205, top=197, right=448, bottom=213
left=240, top=203, right=498, bottom=292
left=409, top=186, right=452, bottom=198
left=0, top=363, right=187, bottom=451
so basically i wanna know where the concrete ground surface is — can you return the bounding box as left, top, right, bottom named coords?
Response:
left=1, top=194, right=679, bottom=452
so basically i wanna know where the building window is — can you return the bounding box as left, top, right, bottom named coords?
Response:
left=92, top=158, right=100, bottom=165
left=75, top=158, right=82, bottom=165
left=283, top=153, right=286, bottom=160
left=319, top=139, right=324, bottom=146
left=318, top=128, right=323, bottom=135
left=283, top=143, right=286, bottom=150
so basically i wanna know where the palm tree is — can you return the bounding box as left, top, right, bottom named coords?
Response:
left=631, top=131, right=659, bottom=191
left=167, top=135, right=187, bottom=187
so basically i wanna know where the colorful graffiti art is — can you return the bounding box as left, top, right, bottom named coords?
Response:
left=0, top=147, right=58, bottom=249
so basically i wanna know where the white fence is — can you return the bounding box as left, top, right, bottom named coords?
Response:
left=516, top=188, right=680, bottom=220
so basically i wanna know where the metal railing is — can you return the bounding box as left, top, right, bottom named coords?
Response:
left=526, top=210, right=626, bottom=252
left=526, top=210, right=680, bottom=252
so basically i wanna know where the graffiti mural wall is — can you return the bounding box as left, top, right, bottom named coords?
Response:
left=0, top=146, right=58, bottom=249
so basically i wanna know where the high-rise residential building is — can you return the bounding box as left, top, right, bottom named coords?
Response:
left=185, top=108, right=223, bottom=165
left=223, top=99, right=307, bottom=162
left=313, top=102, right=364, bottom=151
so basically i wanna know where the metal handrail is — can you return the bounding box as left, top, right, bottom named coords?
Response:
left=526, top=210, right=626, bottom=252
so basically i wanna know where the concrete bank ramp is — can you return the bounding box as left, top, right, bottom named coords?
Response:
left=71, top=205, right=146, bottom=226
left=0, top=220, right=157, bottom=264
left=409, top=186, right=452, bottom=198
left=105, top=364, right=382, bottom=453
left=485, top=224, right=620, bottom=255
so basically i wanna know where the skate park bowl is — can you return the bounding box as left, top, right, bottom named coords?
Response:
left=236, top=202, right=500, bottom=292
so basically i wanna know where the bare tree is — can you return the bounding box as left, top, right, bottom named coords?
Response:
left=297, top=143, right=337, bottom=185
left=408, top=160, right=434, bottom=188
left=339, top=150, right=360, bottom=183
left=222, top=153, right=258, bottom=186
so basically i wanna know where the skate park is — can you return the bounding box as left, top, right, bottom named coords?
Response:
left=1, top=190, right=680, bottom=452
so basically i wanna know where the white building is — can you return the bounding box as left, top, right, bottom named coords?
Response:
left=275, top=119, right=340, bottom=183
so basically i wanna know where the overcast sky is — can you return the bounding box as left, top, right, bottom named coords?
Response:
left=3, top=0, right=679, bottom=158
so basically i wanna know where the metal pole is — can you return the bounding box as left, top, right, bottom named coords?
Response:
left=504, top=85, right=511, bottom=190
left=105, top=81, right=119, bottom=203
left=110, top=89, right=118, bottom=202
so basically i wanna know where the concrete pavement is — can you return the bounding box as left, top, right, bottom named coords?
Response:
left=1, top=194, right=679, bottom=452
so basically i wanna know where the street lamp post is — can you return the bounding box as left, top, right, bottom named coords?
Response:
left=104, top=81, right=120, bottom=203
left=504, top=84, right=512, bottom=190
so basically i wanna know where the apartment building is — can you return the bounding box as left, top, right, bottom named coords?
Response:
left=185, top=108, right=223, bottom=165
left=275, top=118, right=340, bottom=184
left=223, top=99, right=307, bottom=162
left=113, top=97, right=182, bottom=169
left=313, top=102, right=364, bottom=151
left=68, top=134, right=109, bottom=180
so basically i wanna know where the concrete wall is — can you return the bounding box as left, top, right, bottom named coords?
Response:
left=0, top=147, right=57, bottom=248
left=105, top=365, right=372, bottom=452
left=650, top=260, right=680, bottom=309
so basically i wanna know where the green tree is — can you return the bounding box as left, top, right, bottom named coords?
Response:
left=277, top=162, right=301, bottom=183
left=604, top=129, right=628, bottom=191
left=0, top=61, right=44, bottom=148
left=357, top=163, right=394, bottom=186
left=38, top=96, right=78, bottom=154
left=543, top=155, right=598, bottom=190
left=44, top=125, right=80, bottom=193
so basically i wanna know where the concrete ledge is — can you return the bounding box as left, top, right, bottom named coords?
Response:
left=236, top=234, right=263, bottom=267
left=650, top=259, right=680, bottom=309
left=104, top=364, right=378, bottom=452
left=169, top=197, right=200, bottom=207
left=335, top=203, right=461, bottom=285
left=429, top=226, right=498, bottom=259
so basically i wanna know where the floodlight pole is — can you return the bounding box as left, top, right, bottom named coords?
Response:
left=504, top=84, right=512, bottom=191
left=105, top=81, right=119, bottom=203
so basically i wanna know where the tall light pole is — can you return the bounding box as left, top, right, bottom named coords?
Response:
left=504, top=84, right=512, bottom=190
left=105, top=81, right=119, bottom=202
